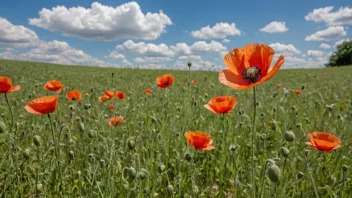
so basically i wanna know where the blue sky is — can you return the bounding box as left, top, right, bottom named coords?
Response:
left=0, top=0, right=351, bottom=70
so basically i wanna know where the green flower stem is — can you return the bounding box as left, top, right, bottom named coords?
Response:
left=251, top=86, right=257, bottom=197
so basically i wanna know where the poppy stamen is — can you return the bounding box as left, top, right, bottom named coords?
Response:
left=163, top=81, right=169, bottom=86
left=242, top=66, right=262, bottom=83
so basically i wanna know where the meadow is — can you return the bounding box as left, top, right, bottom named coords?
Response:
left=0, top=59, right=351, bottom=197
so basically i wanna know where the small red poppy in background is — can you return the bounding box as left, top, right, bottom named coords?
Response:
left=109, top=116, right=123, bottom=127
left=269, top=120, right=274, bottom=125
left=294, top=90, right=301, bottom=95
left=219, top=43, right=285, bottom=90
left=204, top=96, right=237, bottom=114
left=277, top=84, right=282, bottom=88
left=44, top=80, right=64, bottom=93
left=192, top=80, right=197, bottom=84
left=305, top=132, right=341, bottom=153
left=104, top=90, right=115, bottom=98
left=145, top=89, right=152, bottom=95
left=156, top=74, right=174, bottom=88
left=116, top=91, right=126, bottom=100
left=25, top=95, right=59, bottom=115
left=109, top=103, right=114, bottom=111
left=0, top=76, right=20, bottom=93
left=184, top=131, right=215, bottom=150
left=99, top=95, right=109, bottom=102
left=66, top=90, right=82, bottom=101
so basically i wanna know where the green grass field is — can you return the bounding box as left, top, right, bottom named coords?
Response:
left=0, top=59, right=351, bottom=197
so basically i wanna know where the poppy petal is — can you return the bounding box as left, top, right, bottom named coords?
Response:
left=256, top=55, right=285, bottom=84
left=223, top=49, right=246, bottom=75
left=219, top=69, right=253, bottom=90
left=7, top=85, right=21, bottom=93
left=242, top=44, right=275, bottom=75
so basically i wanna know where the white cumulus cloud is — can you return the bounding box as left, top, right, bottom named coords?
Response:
left=116, top=40, right=174, bottom=57
left=191, top=22, right=240, bottom=39
left=305, top=6, right=352, bottom=26
left=29, top=2, right=172, bottom=41
left=222, top=39, right=230, bottom=43
left=319, top=43, right=331, bottom=49
left=260, top=21, right=288, bottom=33
left=305, top=26, right=346, bottom=41
left=307, top=50, right=325, bottom=57
left=334, top=38, right=351, bottom=47
left=269, top=43, right=301, bottom=55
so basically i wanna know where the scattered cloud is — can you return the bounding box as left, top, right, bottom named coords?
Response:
left=260, top=21, right=288, bottom=33
left=191, top=22, right=240, bottom=39
left=222, top=39, right=230, bottom=43
left=29, top=2, right=172, bottom=41
left=269, top=43, right=301, bottom=55
left=305, top=6, right=352, bottom=26
left=116, top=40, right=174, bottom=57
left=334, top=38, right=351, bottom=47
left=108, top=51, right=125, bottom=59
left=319, top=43, right=331, bottom=49
left=305, top=26, right=346, bottom=41
left=133, top=56, right=172, bottom=63
left=0, top=17, right=38, bottom=50
left=307, top=50, right=325, bottom=57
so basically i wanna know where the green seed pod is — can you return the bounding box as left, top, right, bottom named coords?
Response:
left=184, top=152, right=192, bottom=161
left=128, top=167, right=136, bottom=179
left=260, top=134, right=267, bottom=141
left=167, top=184, right=174, bottom=194
left=99, top=159, right=105, bottom=168
left=23, top=148, right=30, bottom=160
left=280, top=147, right=290, bottom=158
left=33, top=135, right=41, bottom=147
left=69, top=150, right=74, bottom=161
left=0, top=121, right=6, bottom=133
left=261, top=112, right=265, bottom=117
left=158, top=163, right=166, bottom=173
left=297, top=172, right=304, bottom=179
left=228, top=144, right=237, bottom=152
left=89, top=130, right=96, bottom=138
left=187, top=61, right=192, bottom=67
left=284, top=130, right=295, bottom=142
left=343, top=165, right=348, bottom=172
left=78, top=122, right=85, bottom=132
left=267, top=164, right=280, bottom=183
left=88, top=153, right=94, bottom=160
left=127, top=139, right=135, bottom=150
left=84, top=103, right=92, bottom=110
left=69, top=105, right=75, bottom=111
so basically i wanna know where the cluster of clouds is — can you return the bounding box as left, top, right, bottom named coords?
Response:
left=0, top=2, right=351, bottom=70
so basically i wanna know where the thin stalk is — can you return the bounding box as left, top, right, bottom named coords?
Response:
left=304, top=154, right=319, bottom=198
left=259, top=160, right=269, bottom=198
left=47, top=113, right=63, bottom=193
left=251, top=86, right=257, bottom=197
left=340, top=169, right=346, bottom=198
left=4, top=93, right=14, bottom=127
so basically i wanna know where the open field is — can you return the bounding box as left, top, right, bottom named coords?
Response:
left=0, top=59, right=351, bottom=197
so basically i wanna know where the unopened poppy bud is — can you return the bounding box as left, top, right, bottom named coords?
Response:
left=304, top=150, right=309, bottom=157
left=69, top=150, right=74, bottom=161
left=128, top=167, right=136, bottom=179
left=23, top=148, right=30, bottom=160
left=304, top=118, right=310, bottom=123
left=175, top=132, right=180, bottom=137
left=268, top=164, right=280, bottom=183
left=204, top=76, right=207, bottom=81
left=89, top=130, right=96, bottom=138
left=229, top=144, right=237, bottom=152
left=187, top=61, right=192, bottom=67
left=33, top=135, right=41, bottom=146
left=291, top=106, right=296, bottom=111
left=261, top=112, right=265, bottom=117
left=297, top=172, right=304, bottom=179
left=84, top=103, right=92, bottom=110
left=153, top=193, right=159, bottom=197
left=296, top=123, right=302, bottom=128
left=326, top=105, right=333, bottom=111
left=260, top=134, right=267, bottom=141
left=123, top=183, right=129, bottom=190
left=337, top=114, right=342, bottom=119
left=280, top=147, right=289, bottom=158
left=192, top=185, right=199, bottom=194
left=0, top=122, right=6, bottom=133
left=78, top=122, right=85, bottom=132
left=167, top=184, right=174, bottom=194
left=239, top=121, right=243, bottom=127
left=211, top=83, right=214, bottom=88
left=69, top=105, right=75, bottom=111
left=301, top=85, right=305, bottom=90
left=273, top=92, right=278, bottom=98
left=88, top=153, right=94, bottom=160
left=151, top=117, right=158, bottom=123
left=204, top=93, right=208, bottom=98
left=143, top=187, right=150, bottom=195
left=138, top=168, right=148, bottom=179
left=99, top=159, right=105, bottom=168
left=158, top=163, right=166, bottom=173
left=184, top=152, right=192, bottom=161
left=343, top=165, right=348, bottom=172
left=0, top=113, right=4, bottom=118
left=128, top=139, right=135, bottom=150
left=284, top=131, right=295, bottom=142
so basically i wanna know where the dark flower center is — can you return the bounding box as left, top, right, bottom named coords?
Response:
left=163, top=81, right=169, bottom=86
left=242, top=66, right=261, bottom=83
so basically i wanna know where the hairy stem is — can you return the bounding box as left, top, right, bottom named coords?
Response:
left=4, top=93, right=14, bottom=128
left=252, top=86, right=257, bottom=197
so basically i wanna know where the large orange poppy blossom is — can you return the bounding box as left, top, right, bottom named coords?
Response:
left=219, top=44, right=285, bottom=90
left=67, top=90, right=82, bottom=101
left=156, top=74, right=174, bottom=88
left=109, top=116, right=123, bottom=127
left=0, top=76, right=20, bottom=93
left=25, top=95, right=59, bottom=115
left=116, top=91, right=126, bottom=100
left=184, top=131, right=215, bottom=151
left=104, top=90, right=115, bottom=98
left=44, top=80, right=64, bottom=93
left=204, top=96, right=237, bottom=114
left=305, top=132, right=341, bottom=153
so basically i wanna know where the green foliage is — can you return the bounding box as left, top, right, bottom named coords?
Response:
left=0, top=59, right=351, bottom=197
left=327, top=40, right=352, bottom=67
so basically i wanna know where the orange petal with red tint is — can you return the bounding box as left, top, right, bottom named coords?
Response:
left=223, top=49, right=246, bottom=75
left=219, top=69, right=253, bottom=90
left=25, top=95, right=59, bottom=115
left=109, top=116, right=123, bottom=127
left=306, top=132, right=341, bottom=153
left=184, top=131, right=215, bottom=151
left=242, top=44, right=275, bottom=76
left=67, top=90, right=82, bottom=101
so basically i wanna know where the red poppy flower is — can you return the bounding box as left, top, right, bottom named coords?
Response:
left=99, top=95, right=109, bottom=102
left=116, top=91, right=126, bottom=100
left=295, top=90, right=301, bottom=95
left=109, top=116, right=123, bottom=127
left=277, top=84, right=282, bottom=88
left=156, top=74, right=174, bottom=88
left=104, top=90, right=115, bottom=98
left=145, top=89, right=152, bottom=95
left=204, top=96, right=237, bottom=114
left=0, top=76, right=20, bottom=93
left=192, top=80, right=197, bottom=84
left=305, top=132, right=341, bottom=153
left=184, top=131, right=215, bottom=150
left=219, top=44, right=285, bottom=90
left=66, top=90, right=82, bottom=101
left=109, top=103, right=114, bottom=111
left=25, top=96, right=59, bottom=115
left=44, top=80, right=64, bottom=93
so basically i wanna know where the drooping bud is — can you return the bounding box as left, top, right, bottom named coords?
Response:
left=284, top=130, right=295, bottom=142
left=267, top=164, right=281, bottom=183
